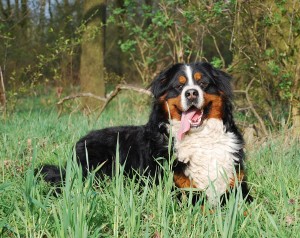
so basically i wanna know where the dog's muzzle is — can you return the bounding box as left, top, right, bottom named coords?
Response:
left=185, top=89, right=199, bottom=103
left=181, top=85, right=204, bottom=112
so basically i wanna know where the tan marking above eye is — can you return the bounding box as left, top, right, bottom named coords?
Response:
left=179, top=76, right=187, bottom=84
left=194, top=72, right=202, bottom=81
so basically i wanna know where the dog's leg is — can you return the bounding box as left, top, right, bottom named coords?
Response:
left=227, top=169, right=253, bottom=205
left=229, top=170, right=245, bottom=188
left=173, top=171, right=202, bottom=205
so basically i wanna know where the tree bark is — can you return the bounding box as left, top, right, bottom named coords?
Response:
left=292, top=61, right=300, bottom=138
left=20, top=0, right=28, bottom=28
left=114, top=0, right=125, bottom=75
left=0, top=67, right=6, bottom=115
left=0, top=0, right=9, bottom=19
left=39, top=0, right=46, bottom=40
left=80, top=0, right=106, bottom=110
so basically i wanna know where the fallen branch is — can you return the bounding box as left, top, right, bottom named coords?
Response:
left=57, top=92, right=106, bottom=105
left=56, top=84, right=152, bottom=118
left=96, top=84, right=152, bottom=120
left=56, top=92, right=106, bottom=116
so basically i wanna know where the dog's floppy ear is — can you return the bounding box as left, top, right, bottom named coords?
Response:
left=150, top=66, right=171, bottom=99
left=150, top=64, right=182, bottom=99
left=201, top=62, right=233, bottom=98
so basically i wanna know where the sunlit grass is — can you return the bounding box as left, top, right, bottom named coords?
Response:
left=0, top=92, right=299, bottom=237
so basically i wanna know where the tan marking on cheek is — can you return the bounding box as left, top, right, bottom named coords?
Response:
left=179, top=76, right=187, bottom=84
left=194, top=72, right=202, bottom=81
left=161, top=95, right=183, bottom=121
left=204, top=93, right=223, bottom=119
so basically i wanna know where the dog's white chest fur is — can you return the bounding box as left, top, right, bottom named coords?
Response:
left=171, top=118, right=242, bottom=205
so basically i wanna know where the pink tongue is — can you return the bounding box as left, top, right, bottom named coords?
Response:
left=177, top=109, right=202, bottom=141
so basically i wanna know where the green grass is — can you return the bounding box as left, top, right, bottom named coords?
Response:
left=0, top=92, right=299, bottom=237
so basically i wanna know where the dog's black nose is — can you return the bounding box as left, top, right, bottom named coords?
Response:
left=185, top=89, right=199, bottom=101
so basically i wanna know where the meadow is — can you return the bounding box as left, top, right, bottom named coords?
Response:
left=0, top=91, right=299, bottom=237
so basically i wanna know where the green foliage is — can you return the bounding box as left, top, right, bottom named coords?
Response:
left=109, top=0, right=234, bottom=84
left=120, top=39, right=136, bottom=53
left=267, top=60, right=281, bottom=76
left=211, top=57, right=223, bottom=69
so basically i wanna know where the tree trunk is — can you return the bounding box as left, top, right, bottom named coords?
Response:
left=15, top=0, right=19, bottom=21
left=0, top=67, right=6, bottom=115
left=115, top=0, right=125, bottom=75
left=20, top=0, right=28, bottom=28
left=292, top=61, right=300, bottom=138
left=80, top=0, right=106, bottom=110
left=0, top=0, right=10, bottom=19
left=39, top=0, right=46, bottom=41
left=20, top=0, right=29, bottom=41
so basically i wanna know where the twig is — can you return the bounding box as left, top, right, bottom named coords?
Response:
left=57, top=92, right=106, bottom=106
left=0, top=66, right=6, bottom=116
left=236, top=106, right=251, bottom=111
left=234, top=78, right=269, bottom=136
left=56, top=92, right=106, bottom=117
left=96, top=84, right=152, bottom=120
left=206, top=28, right=225, bottom=68
left=268, top=111, right=276, bottom=127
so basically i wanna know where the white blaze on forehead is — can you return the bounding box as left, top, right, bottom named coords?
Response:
left=185, top=65, right=194, bottom=86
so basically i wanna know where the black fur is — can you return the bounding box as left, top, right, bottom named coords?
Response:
left=75, top=125, right=169, bottom=178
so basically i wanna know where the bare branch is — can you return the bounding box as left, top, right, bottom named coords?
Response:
left=116, top=84, right=152, bottom=96
left=268, top=111, right=276, bottom=127
left=57, top=92, right=106, bottom=106
left=206, top=28, right=225, bottom=68
left=56, top=84, right=152, bottom=118
left=0, top=66, right=6, bottom=116
left=96, top=84, right=152, bottom=120
left=246, top=78, right=255, bottom=92
left=236, top=107, right=251, bottom=111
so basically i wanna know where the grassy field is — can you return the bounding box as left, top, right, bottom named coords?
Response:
left=0, top=92, right=299, bottom=237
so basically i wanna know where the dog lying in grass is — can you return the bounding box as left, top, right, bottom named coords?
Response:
left=40, top=62, right=253, bottom=205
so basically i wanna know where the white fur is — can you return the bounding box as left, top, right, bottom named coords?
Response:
left=185, top=65, right=193, bottom=86
left=170, top=118, right=242, bottom=205
left=181, top=85, right=204, bottom=111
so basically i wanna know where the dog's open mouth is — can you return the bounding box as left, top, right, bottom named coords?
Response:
left=177, top=107, right=203, bottom=141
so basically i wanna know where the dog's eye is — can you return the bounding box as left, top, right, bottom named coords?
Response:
left=176, top=85, right=184, bottom=90
left=199, top=82, right=208, bottom=88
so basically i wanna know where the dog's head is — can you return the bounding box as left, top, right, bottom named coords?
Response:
left=151, top=62, right=233, bottom=139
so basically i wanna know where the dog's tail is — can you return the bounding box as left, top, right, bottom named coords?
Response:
left=36, top=164, right=65, bottom=185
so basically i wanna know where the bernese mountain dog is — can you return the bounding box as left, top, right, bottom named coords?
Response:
left=40, top=62, right=252, bottom=205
